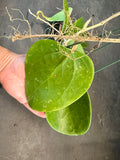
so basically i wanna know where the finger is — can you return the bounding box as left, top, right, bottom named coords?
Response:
left=24, top=102, right=46, bottom=118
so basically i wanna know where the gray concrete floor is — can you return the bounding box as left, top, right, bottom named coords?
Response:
left=0, top=0, right=120, bottom=160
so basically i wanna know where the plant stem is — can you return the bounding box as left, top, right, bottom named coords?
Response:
left=28, top=9, right=60, bottom=34
left=12, top=34, right=120, bottom=43
left=77, top=12, right=120, bottom=35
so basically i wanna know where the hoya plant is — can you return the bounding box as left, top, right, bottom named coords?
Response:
left=5, top=0, right=120, bottom=136
left=25, top=0, right=94, bottom=136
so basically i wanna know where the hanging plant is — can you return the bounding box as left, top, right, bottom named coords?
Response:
left=4, top=0, right=120, bottom=135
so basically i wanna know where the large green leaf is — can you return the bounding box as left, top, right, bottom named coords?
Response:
left=46, top=92, right=91, bottom=135
left=45, top=7, right=72, bottom=22
left=25, top=39, right=94, bottom=112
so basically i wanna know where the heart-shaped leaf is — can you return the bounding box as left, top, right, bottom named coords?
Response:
left=25, top=39, right=94, bottom=112
left=46, top=92, right=91, bottom=135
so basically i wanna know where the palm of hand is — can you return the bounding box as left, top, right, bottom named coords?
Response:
left=0, top=55, right=46, bottom=118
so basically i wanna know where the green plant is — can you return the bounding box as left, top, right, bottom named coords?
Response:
left=4, top=0, right=120, bottom=136
left=25, top=0, right=94, bottom=136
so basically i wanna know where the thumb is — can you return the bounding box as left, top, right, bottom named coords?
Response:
left=24, top=102, right=46, bottom=118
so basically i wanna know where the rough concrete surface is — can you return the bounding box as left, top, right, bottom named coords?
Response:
left=0, top=0, right=120, bottom=160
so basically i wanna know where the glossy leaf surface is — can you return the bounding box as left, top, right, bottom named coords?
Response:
left=25, top=39, right=94, bottom=112
left=46, top=92, right=91, bottom=135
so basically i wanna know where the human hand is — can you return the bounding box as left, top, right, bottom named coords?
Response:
left=0, top=47, right=46, bottom=118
